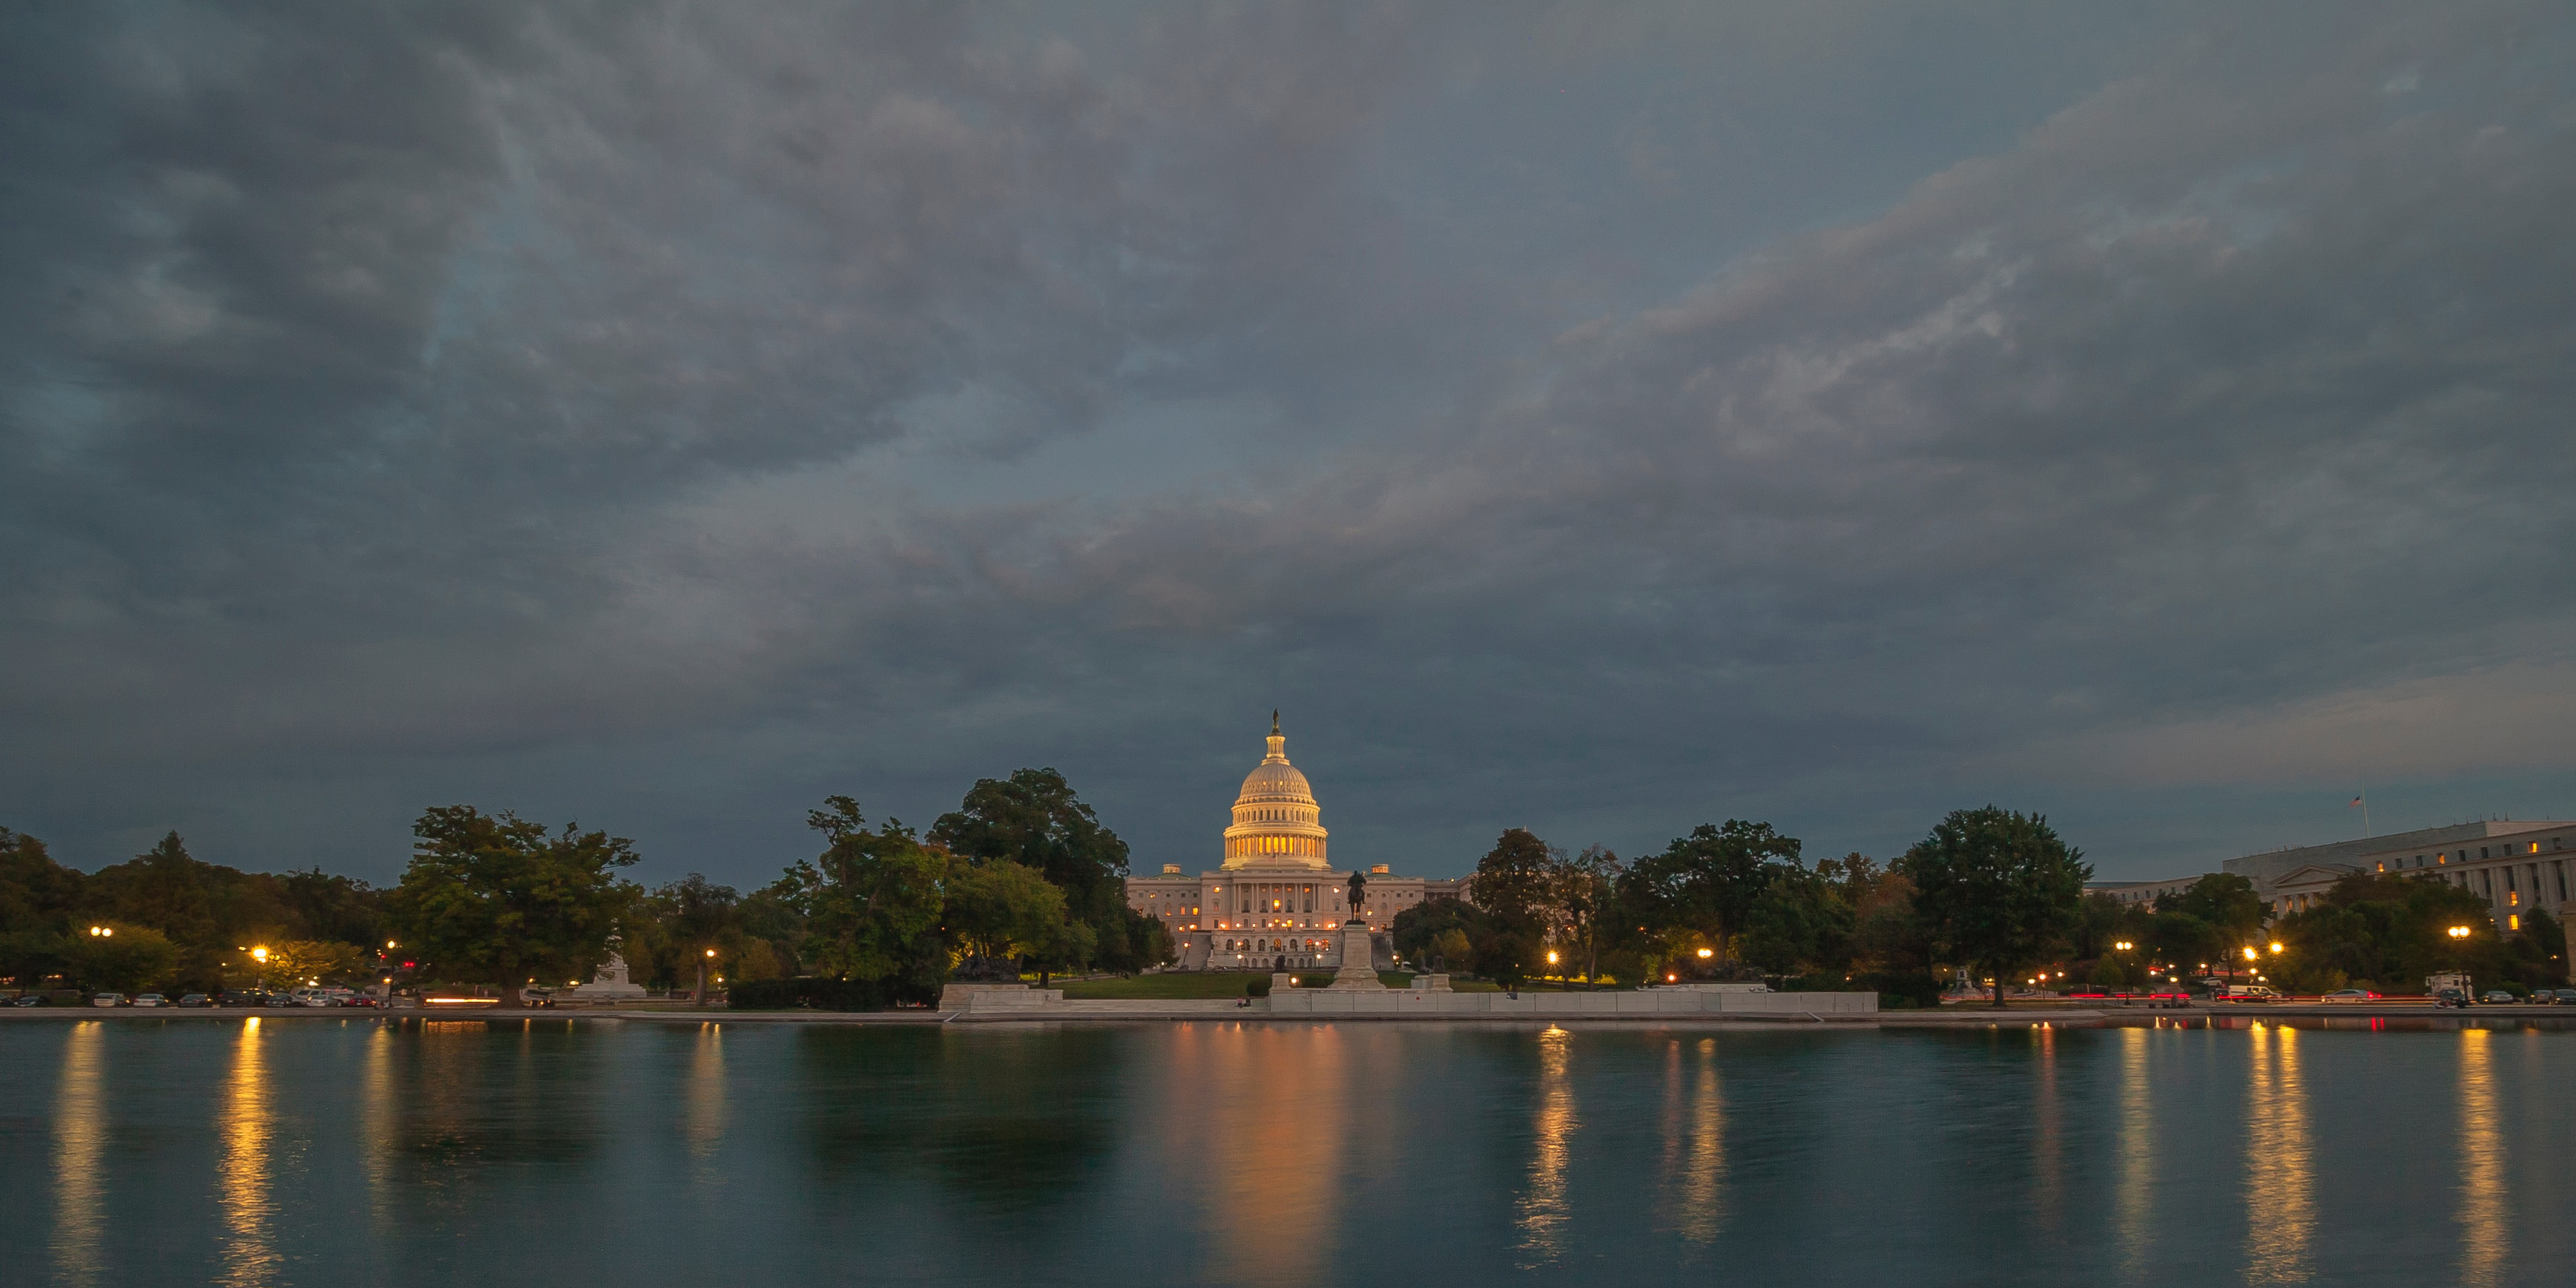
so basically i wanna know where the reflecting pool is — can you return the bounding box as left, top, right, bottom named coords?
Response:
left=4, top=1016, right=2572, bottom=1286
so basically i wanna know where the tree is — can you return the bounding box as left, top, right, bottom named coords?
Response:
left=1552, top=845, right=1623, bottom=985
left=930, top=768, right=1129, bottom=899
left=2274, top=871, right=2512, bottom=994
left=0, top=828, right=84, bottom=933
left=1392, top=896, right=1492, bottom=973
left=930, top=768, right=1133, bottom=971
left=1468, top=830, right=1558, bottom=988
left=1617, top=820, right=1802, bottom=969
left=62, top=923, right=179, bottom=994
left=1739, top=865, right=1857, bottom=978
left=2157, top=873, right=2266, bottom=969
left=780, top=796, right=949, bottom=993
left=388, top=806, right=639, bottom=1007
left=236, top=939, right=365, bottom=991
left=942, top=859, right=1081, bottom=972
left=1469, top=829, right=1555, bottom=927
left=1895, top=807, right=2091, bottom=1008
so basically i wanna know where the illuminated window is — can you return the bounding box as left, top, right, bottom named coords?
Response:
left=2509, top=914, right=2520, bottom=931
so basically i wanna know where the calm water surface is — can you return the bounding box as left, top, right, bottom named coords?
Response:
left=3, top=1015, right=2569, bottom=1287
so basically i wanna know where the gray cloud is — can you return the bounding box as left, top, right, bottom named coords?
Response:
left=4, top=1, right=2572, bottom=883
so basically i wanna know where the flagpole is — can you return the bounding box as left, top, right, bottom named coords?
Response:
left=2360, top=790, right=2370, bottom=836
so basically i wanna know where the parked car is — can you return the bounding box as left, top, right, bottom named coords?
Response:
left=342, top=994, right=380, bottom=1008
left=90, top=993, right=125, bottom=1008
left=178, top=993, right=209, bottom=1007
left=2483, top=990, right=2520, bottom=1004
left=131, top=993, right=167, bottom=1008
left=2322, top=988, right=2380, bottom=1003
left=2435, top=988, right=2470, bottom=1007
left=12, top=993, right=43, bottom=1007
left=2554, top=989, right=2576, bottom=1006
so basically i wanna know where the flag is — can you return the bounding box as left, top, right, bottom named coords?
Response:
left=2349, top=796, right=2363, bottom=808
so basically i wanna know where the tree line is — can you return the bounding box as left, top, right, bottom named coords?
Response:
left=0, top=767, right=1167, bottom=1003
left=1393, top=806, right=2089, bottom=1005
left=1397, top=808, right=2562, bottom=1001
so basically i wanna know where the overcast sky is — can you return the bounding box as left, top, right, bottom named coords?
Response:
left=5, top=1, right=2573, bottom=888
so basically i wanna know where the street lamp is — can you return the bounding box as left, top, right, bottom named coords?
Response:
left=251, top=945, right=270, bottom=994
left=2448, top=925, right=2473, bottom=939
left=2113, top=941, right=2133, bottom=952
left=697, top=947, right=717, bottom=1008
left=2268, top=942, right=2283, bottom=954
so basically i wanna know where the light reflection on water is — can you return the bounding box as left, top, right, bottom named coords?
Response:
left=1513, top=1026, right=1575, bottom=1267
left=1656, top=1035, right=1725, bottom=1248
left=2115, top=1026, right=2152, bottom=1282
left=2457, top=1028, right=2506, bottom=1287
left=49, top=1021, right=104, bottom=1288
left=217, top=1017, right=280, bottom=1288
left=10, top=1017, right=2576, bottom=1288
left=2242, top=1022, right=2313, bottom=1284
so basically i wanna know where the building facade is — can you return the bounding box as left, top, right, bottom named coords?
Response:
left=2086, top=819, right=2576, bottom=932
left=2264, top=822, right=2576, bottom=930
left=1124, top=717, right=1471, bottom=971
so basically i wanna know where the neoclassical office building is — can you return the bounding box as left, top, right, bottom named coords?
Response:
left=1124, top=718, right=1471, bottom=971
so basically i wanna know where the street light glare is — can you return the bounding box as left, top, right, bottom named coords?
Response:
left=1696, top=947, right=1713, bottom=959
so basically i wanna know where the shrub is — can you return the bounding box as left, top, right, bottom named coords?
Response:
left=1245, top=977, right=1271, bottom=998
left=1791, top=970, right=1943, bottom=1009
left=728, top=975, right=937, bottom=1011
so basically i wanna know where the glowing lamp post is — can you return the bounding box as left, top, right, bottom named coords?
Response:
left=697, top=948, right=717, bottom=1008
left=251, top=945, right=270, bottom=994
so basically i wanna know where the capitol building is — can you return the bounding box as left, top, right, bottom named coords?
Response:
left=1124, top=716, right=1472, bottom=971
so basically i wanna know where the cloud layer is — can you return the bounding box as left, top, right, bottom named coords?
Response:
left=5, top=1, right=2573, bottom=882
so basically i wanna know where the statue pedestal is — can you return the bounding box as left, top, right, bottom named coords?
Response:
left=1327, top=922, right=1386, bottom=991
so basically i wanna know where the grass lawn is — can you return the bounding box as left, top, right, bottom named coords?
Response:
left=1058, top=973, right=1271, bottom=1000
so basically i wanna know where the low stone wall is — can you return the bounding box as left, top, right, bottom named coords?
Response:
left=937, top=983, right=1067, bottom=1011
left=1266, top=988, right=1877, bottom=1017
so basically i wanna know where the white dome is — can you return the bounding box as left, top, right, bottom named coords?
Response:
left=1221, top=716, right=1328, bottom=869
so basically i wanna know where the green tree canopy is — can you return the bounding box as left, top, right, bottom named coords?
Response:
left=780, top=796, right=949, bottom=993
left=1616, top=820, right=1802, bottom=968
left=2274, top=871, right=2523, bottom=994
left=388, top=805, right=639, bottom=1006
left=943, top=859, right=1083, bottom=968
left=1469, top=828, right=1556, bottom=928
left=1739, top=864, right=1857, bottom=978
left=929, top=768, right=1130, bottom=900
left=1895, top=807, right=2091, bottom=1007
left=62, top=922, right=179, bottom=994
left=2156, top=873, right=2265, bottom=948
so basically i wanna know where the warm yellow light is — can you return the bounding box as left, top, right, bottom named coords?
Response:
left=1546, top=951, right=1559, bottom=965
left=2449, top=925, right=2472, bottom=939
left=386, top=939, right=397, bottom=949
left=1696, top=947, right=1714, bottom=959
left=2268, top=942, right=2283, bottom=954
left=2241, top=947, right=2259, bottom=961
left=1667, top=973, right=1678, bottom=982
left=252, top=946, right=269, bottom=962
left=705, top=948, right=717, bottom=958
left=2114, top=941, right=2133, bottom=951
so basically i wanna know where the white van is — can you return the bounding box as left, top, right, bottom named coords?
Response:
left=289, top=987, right=343, bottom=1007
left=2214, top=984, right=2279, bottom=1003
